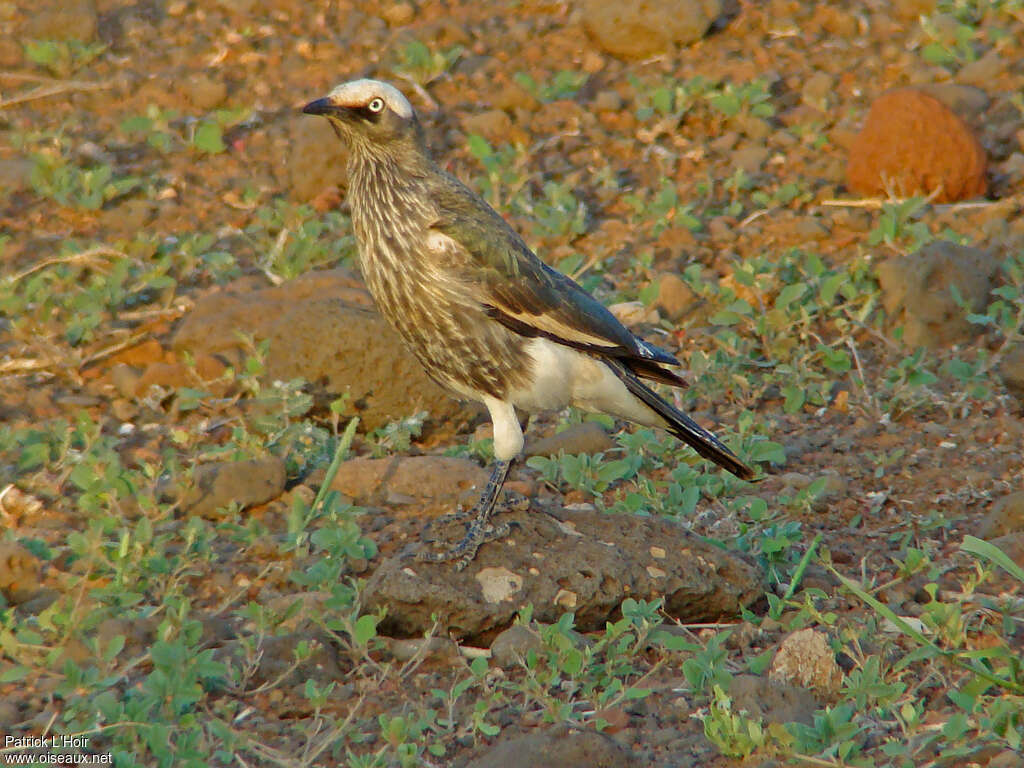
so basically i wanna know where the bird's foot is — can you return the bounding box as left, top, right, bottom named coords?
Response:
left=418, top=493, right=528, bottom=570
left=417, top=519, right=513, bottom=571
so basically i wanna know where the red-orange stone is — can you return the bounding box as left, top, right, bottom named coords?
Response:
left=846, top=87, right=987, bottom=202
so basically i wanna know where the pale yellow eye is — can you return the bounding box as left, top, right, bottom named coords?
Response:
left=368, top=97, right=385, bottom=113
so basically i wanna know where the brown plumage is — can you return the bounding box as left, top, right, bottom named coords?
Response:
left=303, top=79, right=756, bottom=568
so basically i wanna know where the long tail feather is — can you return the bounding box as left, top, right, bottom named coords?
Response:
left=605, top=360, right=756, bottom=480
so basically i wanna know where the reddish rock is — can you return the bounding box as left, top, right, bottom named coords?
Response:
left=329, top=455, right=488, bottom=517
left=172, top=269, right=473, bottom=431
left=846, top=88, right=987, bottom=202
left=582, top=0, right=721, bottom=59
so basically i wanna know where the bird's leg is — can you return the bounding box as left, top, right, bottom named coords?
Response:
left=418, top=459, right=513, bottom=569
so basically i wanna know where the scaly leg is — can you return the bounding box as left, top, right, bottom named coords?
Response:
left=418, top=459, right=513, bottom=570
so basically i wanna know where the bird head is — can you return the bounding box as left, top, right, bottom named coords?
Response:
left=302, top=79, right=423, bottom=151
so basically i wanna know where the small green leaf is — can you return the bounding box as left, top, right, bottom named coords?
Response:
left=353, top=614, right=378, bottom=646
left=193, top=121, right=226, bottom=154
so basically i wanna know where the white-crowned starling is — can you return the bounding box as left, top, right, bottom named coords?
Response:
left=303, top=79, right=755, bottom=568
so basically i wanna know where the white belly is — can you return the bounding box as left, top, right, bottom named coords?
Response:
left=508, top=337, right=663, bottom=427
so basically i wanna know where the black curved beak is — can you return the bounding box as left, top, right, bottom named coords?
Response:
left=302, top=97, right=337, bottom=116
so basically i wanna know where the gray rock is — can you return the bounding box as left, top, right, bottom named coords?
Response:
left=363, top=506, right=764, bottom=642
left=978, top=491, right=1024, bottom=539
left=582, top=0, right=721, bottom=59
left=876, top=240, right=1000, bottom=348
left=728, top=674, right=819, bottom=725
left=999, top=343, right=1024, bottom=403
left=525, top=422, right=614, bottom=458
left=915, top=83, right=990, bottom=121
left=989, top=531, right=1024, bottom=571
left=490, top=624, right=544, bottom=667
left=182, top=457, right=286, bottom=517
left=958, top=49, right=1007, bottom=86
left=172, top=269, right=474, bottom=432
left=465, top=725, right=632, bottom=768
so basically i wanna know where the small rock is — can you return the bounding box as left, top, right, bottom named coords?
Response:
left=977, top=491, right=1024, bottom=539
left=801, top=72, right=833, bottom=112
left=389, top=637, right=459, bottom=662
left=526, top=422, right=614, bottom=457
left=490, top=624, right=544, bottom=667
left=733, top=144, right=770, bottom=174
left=0, top=543, right=40, bottom=605
left=492, top=80, right=539, bottom=112
left=108, top=363, right=141, bottom=399
left=593, top=90, right=623, bottom=113
left=794, top=218, right=829, bottom=239
left=736, top=115, right=773, bottom=141
left=892, top=0, right=937, bottom=19
left=27, top=0, right=98, bottom=41
left=182, top=457, right=287, bottom=517
left=0, top=699, right=19, bottom=730
left=582, top=0, right=721, bottom=59
left=381, top=2, right=415, bottom=25
left=653, top=273, right=697, bottom=322
left=728, top=674, right=819, bottom=725
left=770, top=628, right=843, bottom=697
left=915, top=83, right=990, bottom=121
left=846, top=88, right=987, bottom=202
left=989, top=531, right=1024, bottom=570
left=0, top=157, right=32, bottom=194
left=329, top=455, right=489, bottom=517
left=875, top=240, right=1000, bottom=348
left=476, top=567, right=524, bottom=603
left=607, top=301, right=660, bottom=325
left=818, top=470, right=847, bottom=498
left=465, top=725, right=631, bottom=768
left=957, top=49, right=1006, bottom=86
left=182, top=73, right=228, bottom=111
left=998, top=343, right=1024, bottom=403
left=462, top=109, right=512, bottom=143
left=364, top=506, right=764, bottom=641
left=0, top=36, right=22, bottom=68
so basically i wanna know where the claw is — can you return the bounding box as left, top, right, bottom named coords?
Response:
left=417, top=459, right=517, bottom=567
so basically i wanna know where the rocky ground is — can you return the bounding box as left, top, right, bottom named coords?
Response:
left=2, top=0, right=1024, bottom=766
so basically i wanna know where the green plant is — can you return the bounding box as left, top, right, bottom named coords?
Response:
left=246, top=200, right=353, bottom=281
left=393, top=39, right=462, bottom=85
left=191, top=108, right=249, bottom=155
left=24, top=39, right=106, bottom=76
left=367, top=411, right=428, bottom=457
left=697, top=684, right=768, bottom=758
left=706, top=79, right=776, bottom=120
left=30, top=154, right=142, bottom=211
left=867, top=196, right=933, bottom=251
left=514, top=70, right=587, bottom=102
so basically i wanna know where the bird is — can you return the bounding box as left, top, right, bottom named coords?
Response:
left=302, top=79, right=756, bottom=569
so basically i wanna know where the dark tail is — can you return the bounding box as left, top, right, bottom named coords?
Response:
left=606, top=360, right=756, bottom=481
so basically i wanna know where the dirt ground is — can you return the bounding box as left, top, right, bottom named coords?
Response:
left=2, top=0, right=1023, bottom=766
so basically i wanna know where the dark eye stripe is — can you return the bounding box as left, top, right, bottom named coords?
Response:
left=352, top=105, right=382, bottom=122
